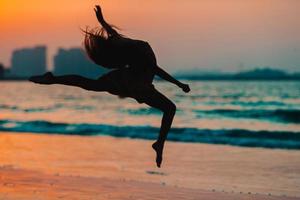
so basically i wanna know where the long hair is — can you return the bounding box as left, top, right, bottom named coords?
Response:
left=83, top=26, right=126, bottom=69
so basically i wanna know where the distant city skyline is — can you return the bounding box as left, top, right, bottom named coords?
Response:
left=5, top=45, right=105, bottom=78
left=0, top=45, right=300, bottom=75
left=1, top=0, right=300, bottom=72
left=1, top=44, right=299, bottom=80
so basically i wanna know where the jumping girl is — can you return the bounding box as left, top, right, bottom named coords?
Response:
left=30, top=5, right=190, bottom=167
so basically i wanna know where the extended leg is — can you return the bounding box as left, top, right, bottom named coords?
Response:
left=29, top=72, right=106, bottom=92
left=142, top=89, right=176, bottom=167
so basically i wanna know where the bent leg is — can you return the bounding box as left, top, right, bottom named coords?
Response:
left=29, top=72, right=107, bottom=92
left=142, top=88, right=176, bottom=167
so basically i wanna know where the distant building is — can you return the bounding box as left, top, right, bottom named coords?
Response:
left=11, top=46, right=47, bottom=78
left=0, top=63, right=4, bottom=79
left=53, top=48, right=106, bottom=79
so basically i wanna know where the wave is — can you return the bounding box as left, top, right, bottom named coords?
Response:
left=119, top=107, right=162, bottom=115
left=0, top=104, right=62, bottom=113
left=0, top=120, right=300, bottom=149
left=203, top=100, right=288, bottom=107
left=195, top=109, right=300, bottom=123
left=0, top=104, right=95, bottom=113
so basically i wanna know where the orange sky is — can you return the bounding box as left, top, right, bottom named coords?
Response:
left=1, top=0, right=300, bottom=72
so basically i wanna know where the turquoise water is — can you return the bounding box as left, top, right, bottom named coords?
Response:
left=0, top=80, right=300, bottom=149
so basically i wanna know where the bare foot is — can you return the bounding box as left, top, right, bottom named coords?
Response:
left=29, top=72, right=54, bottom=84
left=152, top=141, right=163, bottom=168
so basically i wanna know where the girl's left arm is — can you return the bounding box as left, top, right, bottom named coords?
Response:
left=155, top=66, right=190, bottom=93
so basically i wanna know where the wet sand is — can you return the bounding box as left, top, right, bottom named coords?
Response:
left=0, top=132, right=299, bottom=199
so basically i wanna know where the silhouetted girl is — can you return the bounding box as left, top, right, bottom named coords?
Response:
left=30, top=5, right=190, bottom=167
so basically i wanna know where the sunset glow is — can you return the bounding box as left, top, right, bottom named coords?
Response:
left=1, top=0, right=300, bottom=71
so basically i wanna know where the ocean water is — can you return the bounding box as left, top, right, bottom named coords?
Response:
left=0, top=80, right=300, bottom=149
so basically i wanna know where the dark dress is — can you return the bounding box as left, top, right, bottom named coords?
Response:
left=97, top=37, right=157, bottom=103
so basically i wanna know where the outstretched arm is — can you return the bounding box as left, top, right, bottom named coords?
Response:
left=155, top=66, right=190, bottom=93
left=94, top=5, right=120, bottom=37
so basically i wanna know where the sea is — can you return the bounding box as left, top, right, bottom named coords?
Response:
left=0, top=80, right=300, bottom=149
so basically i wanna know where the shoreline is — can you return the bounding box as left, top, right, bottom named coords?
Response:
left=0, top=132, right=299, bottom=199
left=1, top=120, right=299, bottom=150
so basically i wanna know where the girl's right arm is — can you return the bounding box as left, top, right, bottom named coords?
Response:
left=94, top=5, right=120, bottom=37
